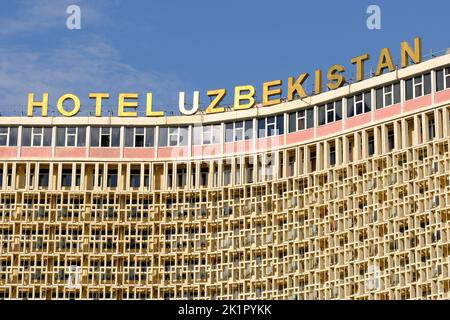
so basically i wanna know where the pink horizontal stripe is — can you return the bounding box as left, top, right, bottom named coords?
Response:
left=223, top=140, right=252, bottom=155
left=317, top=121, right=343, bottom=136
left=192, top=145, right=221, bottom=157
left=435, top=89, right=450, bottom=104
left=404, top=95, right=432, bottom=112
left=55, top=147, right=86, bottom=158
left=346, top=113, right=370, bottom=129
left=158, top=147, right=189, bottom=158
left=256, top=136, right=283, bottom=151
left=0, top=147, right=17, bottom=158
left=374, top=103, right=401, bottom=121
left=89, top=147, right=121, bottom=158
left=286, top=129, right=314, bottom=145
left=123, top=148, right=155, bottom=159
left=21, top=147, right=52, bottom=158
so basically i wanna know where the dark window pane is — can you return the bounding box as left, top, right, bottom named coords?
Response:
left=56, top=128, right=65, bottom=146
left=306, top=108, right=314, bottom=129
left=347, top=98, right=354, bottom=118
left=135, top=135, right=144, bottom=147
left=225, top=123, right=233, bottom=142
left=335, top=101, right=342, bottom=121
left=43, top=128, right=52, bottom=146
left=77, top=127, right=86, bottom=147
left=111, top=128, right=120, bottom=147
left=101, top=134, right=110, bottom=147
left=424, top=73, right=431, bottom=95
left=364, top=92, right=371, bottom=112
left=318, top=105, right=325, bottom=125
left=125, top=128, right=134, bottom=147
left=436, top=70, right=444, bottom=92
left=145, top=127, right=154, bottom=147
left=107, top=170, right=118, bottom=188
left=62, top=170, right=72, bottom=187
left=130, top=170, right=140, bottom=187
left=90, top=127, right=99, bottom=147
left=405, top=79, right=413, bottom=100
left=376, top=88, right=383, bottom=109
left=288, top=113, right=296, bottom=133
left=276, top=115, right=284, bottom=135
left=9, top=127, right=18, bottom=146
left=158, top=127, right=168, bottom=147
left=258, top=119, right=265, bottom=138
left=368, top=136, right=375, bottom=156
left=394, top=83, right=401, bottom=104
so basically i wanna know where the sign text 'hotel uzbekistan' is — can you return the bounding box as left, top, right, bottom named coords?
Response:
left=26, top=37, right=423, bottom=117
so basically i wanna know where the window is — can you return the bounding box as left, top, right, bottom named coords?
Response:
left=347, top=91, right=371, bottom=118
left=90, top=127, right=120, bottom=147
left=289, top=108, right=314, bottom=132
left=436, top=67, right=450, bottom=91
left=368, top=135, right=375, bottom=156
left=258, top=115, right=284, bottom=138
left=376, top=83, right=401, bottom=109
left=329, top=146, right=336, bottom=166
left=22, top=127, right=52, bottom=147
left=319, top=101, right=342, bottom=126
left=405, top=72, right=431, bottom=100
left=130, top=170, right=140, bottom=188
left=225, top=120, right=253, bottom=142
left=428, top=118, right=435, bottom=140
left=61, top=169, right=72, bottom=187
left=38, top=169, right=49, bottom=188
left=107, top=169, right=118, bottom=188
left=197, top=125, right=221, bottom=145
left=388, top=130, right=395, bottom=151
left=158, top=127, right=188, bottom=147
left=0, top=127, right=18, bottom=146
left=125, top=127, right=154, bottom=147
left=56, top=127, right=86, bottom=147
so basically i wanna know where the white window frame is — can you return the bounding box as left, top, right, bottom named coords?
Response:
left=348, top=92, right=370, bottom=117
left=65, top=127, right=78, bottom=147
left=266, top=117, right=276, bottom=136
left=234, top=122, right=244, bottom=141
left=297, top=110, right=306, bottom=130
left=0, top=127, right=10, bottom=146
left=326, top=103, right=336, bottom=123
left=445, top=67, right=450, bottom=89
left=100, top=127, right=112, bottom=147
left=133, top=127, right=146, bottom=147
left=166, top=127, right=188, bottom=147
left=32, top=127, right=43, bottom=147
left=413, top=76, right=423, bottom=98
left=355, top=94, right=364, bottom=115
left=384, top=85, right=393, bottom=107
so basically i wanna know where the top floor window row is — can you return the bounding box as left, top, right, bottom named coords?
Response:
left=405, top=72, right=431, bottom=100
left=257, top=115, right=284, bottom=138
left=376, top=82, right=401, bottom=109
left=436, top=66, right=450, bottom=92
left=288, top=108, right=314, bottom=133
left=0, top=126, right=18, bottom=146
left=1, top=68, right=449, bottom=148
left=193, top=124, right=222, bottom=145
left=225, top=120, right=253, bottom=143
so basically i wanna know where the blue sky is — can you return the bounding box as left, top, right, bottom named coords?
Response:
left=0, top=0, right=449, bottom=115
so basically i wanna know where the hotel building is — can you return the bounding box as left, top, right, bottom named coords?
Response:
left=1, top=52, right=450, bottom=300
